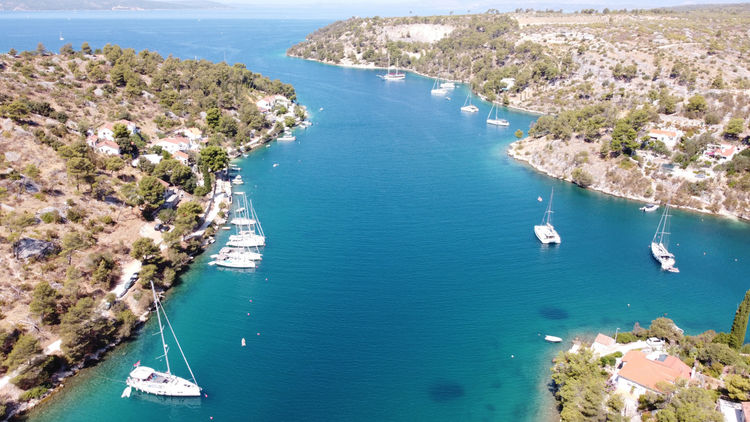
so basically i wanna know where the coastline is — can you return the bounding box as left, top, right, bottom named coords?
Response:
left=8, top=119, right=307, bottom=420
left=289, top=54, right=745, bottom=223
left=507, top=138, right=748, bottom=222
left=287, top=54, right=547, bottom=115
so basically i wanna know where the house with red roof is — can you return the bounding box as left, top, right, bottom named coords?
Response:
left=591, top=333, right=616, bottom=356
left=613, top=350, right=691, bottom=397
left=648, top=128, right=683, bottom=150
left=95, top=140, right=121, bottom=156
left=173, top=151, right=190, bottom=165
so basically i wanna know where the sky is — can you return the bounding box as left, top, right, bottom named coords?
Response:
left=212, top=0, right=750, bottom=19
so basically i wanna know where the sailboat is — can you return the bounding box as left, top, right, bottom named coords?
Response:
left=651, top=203, right=679, bottom=273
left=430, top=78, right=447, bottom=96
left=212, top=193, right=265, bottom=268
left=381, top=59, right=405, bottom=81
left=125, top=281, right=201, bottom=397
left=534, top=189, right=561, bottom=244
left=487, top=102, right=509, bottom=126
left=59, top=32, right=64, bottom=41
left=460, top=91, right=479, bottom=113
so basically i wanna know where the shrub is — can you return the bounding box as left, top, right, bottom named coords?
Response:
left=571, top=167, right=594, bottom=188
left=19, top=386, right=48, bottom=401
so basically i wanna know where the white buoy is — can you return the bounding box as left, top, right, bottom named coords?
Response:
left=241, top=338, right=246, bottom=347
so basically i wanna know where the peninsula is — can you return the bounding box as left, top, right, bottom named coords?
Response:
left=0, top=42, right=303, bottom=417
left=288, top=6, right=750, bottom=220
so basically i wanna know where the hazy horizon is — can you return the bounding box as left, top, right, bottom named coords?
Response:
left=212, top=0, right=750, bottom=19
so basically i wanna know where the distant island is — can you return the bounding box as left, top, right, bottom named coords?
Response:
left=288, top=6, right=750, bottom=220
left=0, top=42, right=304, bottom=418
left=0, top=0, right=224, bottom=11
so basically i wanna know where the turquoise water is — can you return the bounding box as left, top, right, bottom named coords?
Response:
left=2, top=14, right=749, bottom=422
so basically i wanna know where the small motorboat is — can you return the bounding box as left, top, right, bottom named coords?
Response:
left=544, top=335, right=563, bottom=343
left=640, top=203, right=659, bottom=212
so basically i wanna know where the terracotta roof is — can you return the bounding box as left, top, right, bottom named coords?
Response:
left=720, top=145, right=736, bottom=158
left=594, top=333, right=616, bottom=347
left=742, top=402, right=750, bottom=420
left=157, top=137, right=190, bottom=145
left=173, top=151, right=189, bottom=159
left=99, top=140, right=120, bottom=149
left=649, top=129, right=678, bottom=137
left=618, top=350, right=691, bottom=392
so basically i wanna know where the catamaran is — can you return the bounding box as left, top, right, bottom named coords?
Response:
left=124, top=281, right=201, bottom=397
left=430, top=78, right=447, bottom=96
left=534, top=188, right=561, bottom=244
left=460, top=91, right=479, bottom=113
left=487, top=102, right=509, bottom=126
left=651, top=203, right=679, bottom=273
left=380, top=59, right=406, bottom=80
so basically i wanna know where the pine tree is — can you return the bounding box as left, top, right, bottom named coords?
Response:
left=729, top=290, right=750, bottom=349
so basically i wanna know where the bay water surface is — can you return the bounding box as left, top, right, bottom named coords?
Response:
left=1, top=13, right=749, bottom=422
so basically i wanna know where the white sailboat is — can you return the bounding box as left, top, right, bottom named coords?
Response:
left=211, top=192, right=265, bottom=268
left=59, top=32, right=64, bottom=41
left=487, top=102, right=509, bottom=126
left=430, top=78, right=447, bottom=96
left=651, top=203, right=679, bottom=273
left=125, top=281, right=201, bottom=397
left=534, top=189, right=561, bottom=244
left=381, top=58, right=406, bottom=80
left=460, top=91, right=478, bottom=113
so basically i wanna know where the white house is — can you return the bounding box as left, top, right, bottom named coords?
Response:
left=97, top=120, right=138, bottom=141
left=173, top=151, right=190, bottom=165
left=613, top=350, right=691, bottom=397
left=256, top=95, right=275, bottom=113
left=648, top=128, right=683, bottom=150
left=154, top=137, right=190, bottom=154
left=591, top=333, right=616, bottom=356
left=95, top=140, right=121, bottom=156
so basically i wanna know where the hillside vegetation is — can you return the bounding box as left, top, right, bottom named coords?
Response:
left=0, top=42, right=299, bottom=416
left=289, top=8, right=750, bottom=218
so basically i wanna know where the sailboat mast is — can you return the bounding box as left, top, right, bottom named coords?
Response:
left=547, top=189, right=554, bottom=225
left=150, top=281, right=171, bottom=375
left=157, top=296, right=199, bottom=387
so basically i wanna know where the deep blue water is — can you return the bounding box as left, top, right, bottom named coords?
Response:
left=1, top=13, right=749, bottom=422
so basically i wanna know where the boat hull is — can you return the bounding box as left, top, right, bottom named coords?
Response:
left=127, top=367, right=201, bottom=397
left=534, top=224, right=561, bottom=244
left=460, top=105, right=478, bottom=113
left=651, top=242, right=678, bottom=272
left=487, top=119, right=509, bottom=126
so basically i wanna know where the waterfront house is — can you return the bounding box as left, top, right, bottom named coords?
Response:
left=613, top=350, right=691, bottom=396
left=648, top=128, right=683, bottom=150
left=591, top=333, right=616, bottom=356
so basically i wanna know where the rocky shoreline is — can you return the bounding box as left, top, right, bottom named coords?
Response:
left=507, top=137, right=749, bottom=222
